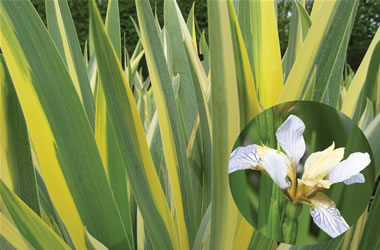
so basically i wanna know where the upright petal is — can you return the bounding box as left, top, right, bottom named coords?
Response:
left=275, top=115, right=306, bottom=164
left=229, top=145, right=261, bottom=173
left=327, top=152, right=370, bottom=184
left=262, top=150, right=290, bottom=189
left=302, top=143, right=344, bottom=181
left=309, top=193, right=349, bottom=238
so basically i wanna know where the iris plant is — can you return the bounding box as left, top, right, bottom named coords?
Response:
left=229, top=115, right=371, bottom=238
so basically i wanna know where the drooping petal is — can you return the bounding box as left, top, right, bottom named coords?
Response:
left=275, top=114, right=306, bottom=164
left=309, top=193, right=349, bottom=238
left=262, top=150, right=290, bottom=189
left=229, top=145, right=261, bottom=174
left=344, top=173, right=365, bottom=185
left=327, top=152, right=370, bottom=184
left=302, top=142, right=344, bottom=181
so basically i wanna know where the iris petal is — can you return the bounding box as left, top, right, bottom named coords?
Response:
left=302, top=143, right=344, bottom=181
left=327, top=152, right=370, bottom=184
left=275, top=115, right=306, bottom=164
left=229, top=145, right=261, bottom=174
left=262, top=150, right=290, bottom=189
left=344, top=173, right=365, bottom=185
left=309, top=193, right=349, bottom=238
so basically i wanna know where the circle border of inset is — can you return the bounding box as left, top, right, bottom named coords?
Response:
left=228, top=101, right=375, bottom=245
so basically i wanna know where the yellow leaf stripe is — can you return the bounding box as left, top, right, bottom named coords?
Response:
left=0, top=9, right=85, bottom=248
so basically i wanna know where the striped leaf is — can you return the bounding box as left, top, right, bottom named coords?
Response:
left=0, top=180, right=70, bottom=250
left=208, top=1, right=241, bottom=249
left=364, top=114, right=380, bottom=177
left=344, top=40, right=380, bottom=123
left=237, top=0, right=284, bottom=108
left=46, top=0, right=95, bottom=128
left=137, top=0, right=198, bottom=248
left=0, top=212, right=33, bottom=250
left=0, top=55, right=40, bottom=215
left=93, top=1, right=134, bottom=247
left=183, top=34, right=212, bottom=211
left=227, top=0, right=261, bottom=126
left=0, top=1, right=129, bottom=248
left=89, top=1, right=179, bottom=249
left=279, top=0, right=358, bottom=106
left=282, top=0, right=311, bottom=82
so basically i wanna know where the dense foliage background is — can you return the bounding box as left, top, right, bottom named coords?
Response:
left=31, top=0, right=379, bottom=70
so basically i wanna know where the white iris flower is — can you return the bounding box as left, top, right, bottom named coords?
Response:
left=229, top=115, right=371, bottom=238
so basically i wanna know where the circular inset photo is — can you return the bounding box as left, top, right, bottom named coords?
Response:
left=229, top=101, right=375, bottom=245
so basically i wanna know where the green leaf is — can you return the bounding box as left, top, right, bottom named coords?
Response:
left=183, top=34, right=212, bottom=211
left=93, top=1, right=135, bottom=248
left=0, top=180, right=70, bottom=250
left=350, top=41, right=380, bottom=123
left=46, top=0, right=95, bottom=128
left=137, top=0, right=199, bottom=248
left=0, top=1, right=130, bottom=248
left=0, top=212, right=33, bottom=250
left=358, top=183, right=380, bottom=250
left=0, top=55, right=40, bottom=215
left=282, top=0, right=312, bottom=82
left=237, top=0, right=284, bottom=108
left=364, top=114, right=380, bottom=177
left=279, top=0, right=359, bottom=107
left=89, top=1, right=179, bottom=249
left=85, top=229, right=109, bottom=250
left=208, top=1, right=241, bottom=249
left=342, top=28, right=380, bottom=118
left=358, top=98, right=374, bottom=130
left=227, top=0, right=261, bottom=126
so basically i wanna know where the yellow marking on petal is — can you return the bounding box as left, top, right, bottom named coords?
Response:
left=309, top=192, right=335, bottom=209
left=302, top=142, right=344, bottom=181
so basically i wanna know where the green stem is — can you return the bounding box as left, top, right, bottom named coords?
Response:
left=282, top=202, right=302, bottom=244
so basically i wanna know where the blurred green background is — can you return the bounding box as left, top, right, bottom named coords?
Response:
left=31, top=0, right=380, bottom=71
left=229, top=101, right=375, bottom=245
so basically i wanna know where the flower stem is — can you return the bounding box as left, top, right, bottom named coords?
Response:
left=282, top=202, right=302, bottom=244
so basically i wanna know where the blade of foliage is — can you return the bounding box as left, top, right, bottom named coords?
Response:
left=348, top=41, right=380, bottom=123
left=94, top=1, right=134, bottom=247
left=208, top=1, right=241, bottom=249
left=279, top=0, right=358, bottom=106
left=137, top=0, right=198, bottom=248
left=227, top=0, right=261, bottom=126
left=237, top=0, right=284, bottom=108
left=183, top=35, right=212, bottom=211
left=164, top=0, right=200, bottom=143
left=192, top=204, right=211, bottom=250
left=364, top=114, right=380, bottom=177
left=342, top=28, right=380, bottom=118
left=358, top=98, right=374, bottom=130
left=35, top=171, right=75, bottom=249
left=186, top=2, right=197, bottom=55
left=0, top=55, right=40, bottom=215
left=89, top=1, right=179, bottom=249
left=45, top=0, right=95, bottom=128
left=0, top=1, right=130, bottom=248
left=359, top=182, right=380, bottom=250
left=232, top=217, right=254, bottom=250
left=85, top=229, right=109, bottom=250
left=0, top=180, right=70, bottom=250
left=199, top=31, right=210, bottom=75
left=0, top=212, right=33, bottom=250
left=248, top=232, right=276, bottom=250
left=282, top=0, right=311, bottom=82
